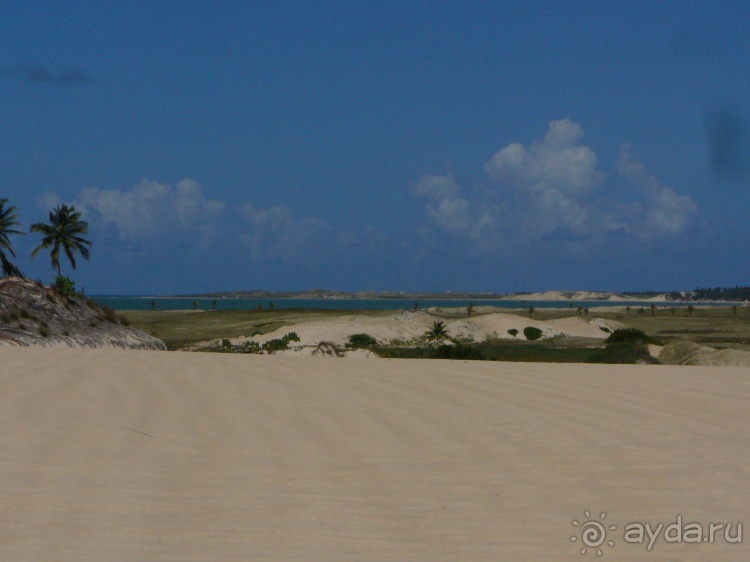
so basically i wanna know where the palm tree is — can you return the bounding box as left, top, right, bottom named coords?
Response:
left=31, top=204, right=91, bottom=277
left=426, top=320, right=449, bottom=343
left=466, top=303, right=474, bottom=317
left=0, top=198, right=25, bottom=277
left=528, top=306, right=535, bottom=318
left=687, top=305, right=694, bottom=317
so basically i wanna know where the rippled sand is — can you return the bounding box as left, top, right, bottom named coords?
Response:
left=0, top=347, right=747, bottom=560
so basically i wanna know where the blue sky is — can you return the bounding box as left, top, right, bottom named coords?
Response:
left=2, top=1, right=749, bottom=294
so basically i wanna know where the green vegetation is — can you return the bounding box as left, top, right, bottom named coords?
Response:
left=376, top=342, right=618, bottom=363
left=53, top=275, right=76, bottom=297
left=31, top=204, right=92, bottom=278
left=605, top=328, right=650, bottom=344
left=0, top=198, right=24, bottom=277
left=523, top=326, right=543, bottom=341
left=507, top=328, right=519, bottom=337
left=694, top=285, right=750, bottom=301
left=425, top=320, right=449, bottom=342
left=347, top=333, right=378, bottom=349
left=262, top=332, right=300, bottom=351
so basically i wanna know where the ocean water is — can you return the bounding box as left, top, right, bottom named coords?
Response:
left=91, top=296, right=687, bottom=312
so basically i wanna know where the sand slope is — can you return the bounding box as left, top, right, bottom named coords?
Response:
left=0, top=347, right=748, bottom=560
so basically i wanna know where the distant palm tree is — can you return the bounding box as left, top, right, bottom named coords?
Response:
left=0, top=198, right=24, bottom=277
left=650, top=303, right=656, bottom=317
left=528, top=306, right=535, bottom=318
left=687, top=305, right=694, bottom=317
left=426, top=320, right=449, bottom=342
left=31, top=204, right=91, bottom=277
left=466, top=303, right=474, bottom=317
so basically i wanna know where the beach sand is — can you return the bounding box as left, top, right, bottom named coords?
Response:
left=0, top=347, right=747, bottom=560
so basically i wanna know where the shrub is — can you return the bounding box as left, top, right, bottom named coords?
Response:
left=221, top=338, right=232, bottom=349
left=99, top=304, right=118, bottom=323
left=523, top=326, right=543, bottom=341
left=428, top=344, right=483, bottom=360
left=262, top=332, right=301, bottom=352
left=605, top=328, right=650, bottom=345
left=39, top=325, right=49, bottom=338
left=118, top=314, right=130, bottom=326
left=243, top=341, right=260, bottom=352
left=507, top=329, right=519, bottom=337
left=347, top=333, right=378, bottom=348
left=54, top=275, right=76, bottom=297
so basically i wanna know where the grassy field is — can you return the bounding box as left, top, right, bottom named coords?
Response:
left=122, top=308, right=393, bottom=350
left=121, top=304, right=750, bottom=352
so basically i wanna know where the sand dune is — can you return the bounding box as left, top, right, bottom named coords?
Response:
left=211, top=311, right=621, bottom=352
left=0, top=347, right=748, bottom=560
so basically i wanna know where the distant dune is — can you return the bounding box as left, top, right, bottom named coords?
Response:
left=505, top=290, right=669, bottom=302
left=195, top=310, right=622, bottom=354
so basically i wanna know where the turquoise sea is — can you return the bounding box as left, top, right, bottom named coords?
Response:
left=92, top=296, right=689, bottom=312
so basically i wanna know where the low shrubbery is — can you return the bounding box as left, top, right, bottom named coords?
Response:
left=523, top=326, right=543, bottom=341
left=53, top=275, right=76, bottom=297
left=262, top=332, right=300, bottom=352
left=347, top=333, right=378, bottom=349
left=605, top=328, right=656, bottom=345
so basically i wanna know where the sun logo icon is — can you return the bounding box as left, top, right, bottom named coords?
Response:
left=571, top=510, right=616, bottom=556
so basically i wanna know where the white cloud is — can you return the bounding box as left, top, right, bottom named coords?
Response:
left=414, top=174, right=462, bottom=200
left=484, top=118, right=605, bottom=195
left=616, top=144, right=698, bottom=238
left=240, top=203, right=332, bottom=261
left=415, top=120, right=699, bottom=251
left=413, top=174, right=502, bottom=244
left=72, top=178, right=225, bottom=241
